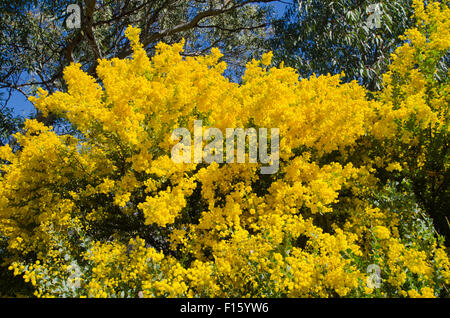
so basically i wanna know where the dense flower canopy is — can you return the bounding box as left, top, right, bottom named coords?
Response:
left=0, top=0, right=449, bottom=298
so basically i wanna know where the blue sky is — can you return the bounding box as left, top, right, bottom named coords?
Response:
left=2, top=88, right=33, bottom=118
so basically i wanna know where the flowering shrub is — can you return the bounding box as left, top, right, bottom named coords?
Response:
left=0, top=0, right=449, bottom=298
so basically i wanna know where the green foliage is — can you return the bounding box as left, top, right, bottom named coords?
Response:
left=271, top=0, right=415, bottom=90
left=0, top=99, right=23, bottom=147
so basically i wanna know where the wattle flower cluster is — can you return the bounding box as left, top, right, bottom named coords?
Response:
left=0, top=0, right=449, bottom=298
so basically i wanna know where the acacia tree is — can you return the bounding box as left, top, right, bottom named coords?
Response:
left=371, top=0, right=450, bottom=245
left=272, top=0, right=450, bottom=245
left=0, top=0, right=449, bottom=298
left=0, top=0, right=279, bottom=297
left=0, top=0, right=277, bottom=126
